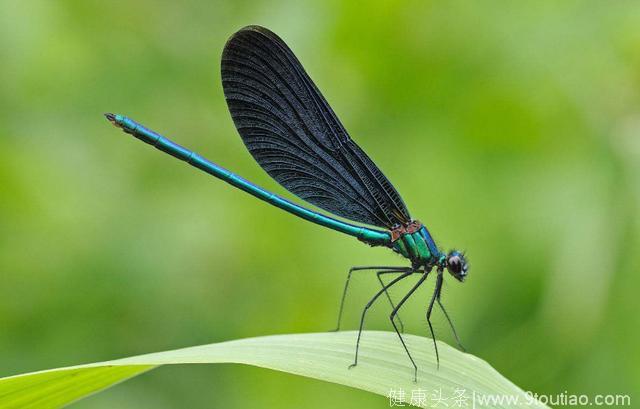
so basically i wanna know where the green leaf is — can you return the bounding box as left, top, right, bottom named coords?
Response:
left=0, top=331, right=549, bottom=408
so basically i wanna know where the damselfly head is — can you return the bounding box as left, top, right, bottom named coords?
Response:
left=446, top=250, right=468, bottom=282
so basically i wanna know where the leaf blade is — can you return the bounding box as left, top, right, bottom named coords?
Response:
left=0, top=331, right=549, bottom=409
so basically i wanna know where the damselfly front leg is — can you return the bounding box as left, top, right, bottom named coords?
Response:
left=436, top=282, right=465, bottom=351
left=426, top=270, right=444, bottom=369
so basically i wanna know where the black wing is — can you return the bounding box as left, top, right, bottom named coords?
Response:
left=221, top=25, right=411, bottom=229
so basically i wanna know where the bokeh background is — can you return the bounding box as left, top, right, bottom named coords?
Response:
left=1, top=1, right=639, bottom=408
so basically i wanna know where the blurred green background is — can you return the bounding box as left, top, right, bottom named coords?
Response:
left=1, top=1, right=639, bottom=408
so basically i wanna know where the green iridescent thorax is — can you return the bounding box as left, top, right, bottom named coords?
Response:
left=391, top=223, right=441, bottom=268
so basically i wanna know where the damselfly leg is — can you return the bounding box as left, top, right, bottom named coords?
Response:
left=436, top=285, right=465, bottom=351
left=390, top=270, right=431, bottom=382
left=426, top=271, right=444, bottom=369
left=331, top=266, right=412, bottom=332
left=348, top=271, right=415, bottom=370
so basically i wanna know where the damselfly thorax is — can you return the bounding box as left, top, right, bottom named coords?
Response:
left=390, top=220, right=441, bottom=269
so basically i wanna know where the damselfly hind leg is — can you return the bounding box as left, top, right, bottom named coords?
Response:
left=331, top=266, right=412, bottom=332
left=348, top=271, right=414, bottom=370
